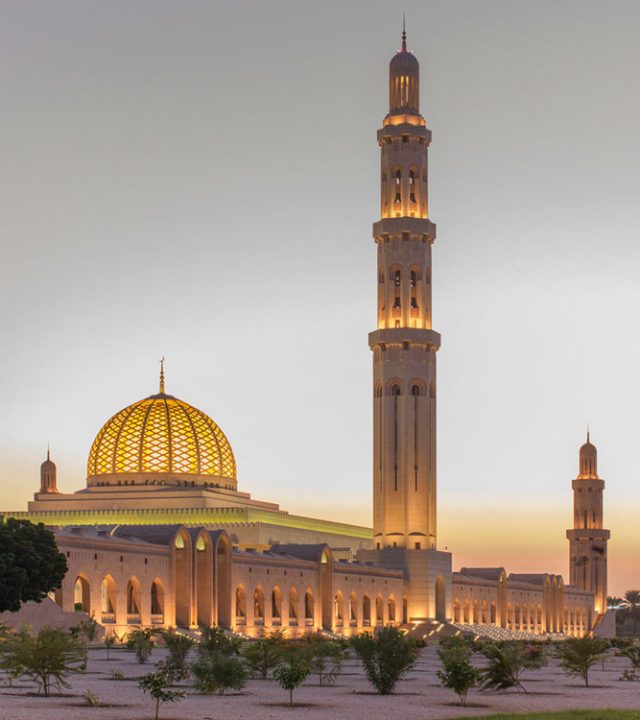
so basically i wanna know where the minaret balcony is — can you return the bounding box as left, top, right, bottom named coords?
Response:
left=378, top=123, right=430, bottom=144
left=369, top=327, right=441, bottom=351
left=373, top=217, right=436, bottom=242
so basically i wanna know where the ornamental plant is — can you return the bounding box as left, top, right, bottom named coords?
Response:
left=437, top=636, right=481, bottom=706
left=191, top=652, right=248, bottom=695
left=241, top=630, right=285, bottom=678
left=273, top=656, right=311, bottom=707
left=127, top=628, right=155, bottom=664
left=480, top=641, right=545, bottom=693
left=556, top=636, right=610, bottom=687
left=350, top=627, right=418, bottom=695
left=138, top=668, right=185, bottom=720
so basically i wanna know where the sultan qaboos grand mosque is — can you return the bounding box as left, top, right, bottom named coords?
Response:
left=2, top=29, right=612, bottom=640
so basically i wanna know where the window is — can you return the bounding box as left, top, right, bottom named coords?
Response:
left=411, top=298, right=418, bottom=309
left=394, top=170, right=401, bottom=204
left=394, top=270, right=401, bottom=288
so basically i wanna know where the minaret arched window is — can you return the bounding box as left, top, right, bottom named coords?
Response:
left=394, top=170, right=401, bottom=204
left=391, top=384, right=401, bottom=491
left=409, top=170, right=416, bottom=204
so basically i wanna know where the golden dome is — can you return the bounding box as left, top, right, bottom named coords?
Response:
left=87, top=377, right=236, bottom=488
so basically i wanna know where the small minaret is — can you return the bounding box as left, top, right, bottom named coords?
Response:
left=370, top=27, right=440, bottom=550
left=566, top=433, right=610, bottom=616
left=39, top=448, right=59, bottom=494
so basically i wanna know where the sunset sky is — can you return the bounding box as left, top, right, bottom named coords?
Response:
left=1, top=1, right=639, bottom=595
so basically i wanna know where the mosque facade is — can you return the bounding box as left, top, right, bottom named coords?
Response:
left=4, top=31, right=610, bottom=640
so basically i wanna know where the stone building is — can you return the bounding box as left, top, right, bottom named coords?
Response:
left=2, top=29, right=609, bottom=639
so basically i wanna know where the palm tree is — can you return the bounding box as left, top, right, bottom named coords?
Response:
left=607, top=596, right=624, bottom=609
left=622, top=590, right=640, bottom=634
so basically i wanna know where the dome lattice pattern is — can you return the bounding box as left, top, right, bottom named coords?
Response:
left=87, top=393, right=236, bottom=484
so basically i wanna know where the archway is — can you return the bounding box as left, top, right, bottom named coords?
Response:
left=235, top=585, right=247, bottom=626
left=349, top=592, right=358, bottom=626
left=304, top=589, right=314, bottom=626
left=74, top=575, right=90, bottom=613
left=289, top=587, right=299, bottom=624
left=151, top=579, right=164, bottom=623
left=195, top=533, right=213, bottom=627
left=363, top=595, right=371, bottom=627
left=100, top=575, right=116, bottom=623
left=334, top=592, right=344, bottom=627
left=271, top=586, right=283, bottom=625
left=452, top=598, right=461, bottom=623
left=127, top=577, right=141, bottom=621
left=174, top=530, right=191, bottom=627
left=435, top=575, right=446, bottom=622
left=254, top=586, right=265, bottom=625
left=375, top=595, right=384, bottom=626
left=402, top=595, right=408, bottom=624
left=388, top=596, right=396, bottom=623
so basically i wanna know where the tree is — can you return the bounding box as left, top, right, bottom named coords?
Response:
left=138, top=669, right=185, bottom=720
left=437, top=636, right=481, bottom=706
left=622, top=590, right=640, bottom=634
left=273, top=657, right=310, bottom=707
left=555, top=636, right=610, bottom=687
left=0, top=626, right=82, bottom=696
left=241, top=631, right=285, bottom=678
left=191, top=653, right=248, bottom=694
left=618, top=643, right=640, bottom=680
left=127, top=628, right=155, bottom=664
left=0, top=517, right=67, bottom=612
left=480, top=641, right=545, bottom=693
left=197, top=625, right=241, bottom=657
left=350, top=627, right=418, bottom=695
left=159, top=629, right=193, bottom=681
left=305, top=636, right=348, bottom=686
left=608, top=596, right=624, bottom=609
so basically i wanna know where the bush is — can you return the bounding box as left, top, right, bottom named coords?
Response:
left=480, top=641, right=544, bottom=693
left=351, top=627, right=418, bottom=695
left=159, top=630, right=193, bottom=680
left=437, top=636, right=481, bottom=706
left=273, top=657, right=310, bottom=707
left=241, top=631, right=285, bottom=678
left=197, top=626, right=241, bottom=658
left=0, top=625, right=82, bottom=696
left=139, top=669, right=185, bottom=720
left=191, top=653, right=248, bottom=695
left=556, top=636, right=610, bottom=687
left=111, top=668, right=125, bottom=681
left=127, top=628, right=155, bottom=664
left=305, top=636, right=348, bottom=686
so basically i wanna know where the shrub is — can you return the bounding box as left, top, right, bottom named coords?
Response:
left=104, top=635, right=116, bottom=660
left=197, top=626, right=241, bottom=658
left=0, top=625, right=82, bottom=696
left=350, top=627, right=417, bottom=695
left=437, top=636, right=481, bottom=706
left=305, top=637, right=348, bottom=686
left=480, top=641, right=543, bottom=693
left=556, top=636, right=610, bottom=687
left=191, top=653, right=248, bottom=695
left=83, top=689, right=101, bottom=707
left=159, top=630, right=193, bottom=680
left=241, top=631, right=285, bottom=678
left=111, top=668, right=125, bottom=681
left=273, top=657, right=311, bottom=707
left=127, top=628, right=155, bottom=664
left=139, top=669, right=185, bottom=720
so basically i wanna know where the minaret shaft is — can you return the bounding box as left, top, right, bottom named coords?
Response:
left=371, top=36, right=439, bottom=550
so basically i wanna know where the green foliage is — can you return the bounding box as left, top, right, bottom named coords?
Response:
left=555, top=636, right=610, bottom=687
left=618, top=642, right=640, bottom=673
left=273, top=656, right=311, bottom=707
left=80, top=616, right=99, bottom=643
left=111, top=668, right=125, bottom=680
left=139, top=669, right=185, bottom=720
left=191, top=652, right=248, bottom=694
left=159, top=629, right=192, bottom=680
left=197, top=625, right=241, bottom=658
left=621, top=590, right=640, bottom=634
left=82, top=689, right=101, bottom=707
left=104, top=634, right=117, bottom=660
left=0, top=517, right=67, bottom=613
left=453, top=711, right=640, bottom=720
left=241, top=631, right=285, bottom=678
left=127, top=628, right=156, bottom=664
left=0, top=625, right=82, bottom=696
left=304, top=636, right=348, bottom=686
left=350, top=627, right=418, bottom=695
left=437, top=636, right=481, bottom=706
left=480, top=641, right=545, bottom=693
left=619, top=667, right=638, bottom=681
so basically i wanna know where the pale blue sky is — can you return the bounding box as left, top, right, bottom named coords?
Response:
left=1, top=1, right=639, bottom=592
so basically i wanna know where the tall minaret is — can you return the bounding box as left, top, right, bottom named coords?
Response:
left=39, top=448, right=58, bottom=494
left=566, top=433, right=610, bottom=616
left=370, top=28, right=440, bottom=550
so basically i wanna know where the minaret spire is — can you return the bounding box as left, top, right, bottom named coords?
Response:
left=159, top=357, right=165, bottom=394
left=402, top=14, right=407, bottom=51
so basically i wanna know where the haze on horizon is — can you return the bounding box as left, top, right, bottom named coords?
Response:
left=1, top=0, right=639, bottom=596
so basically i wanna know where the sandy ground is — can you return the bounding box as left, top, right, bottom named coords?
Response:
left=1, top=645, right=639, bottom=720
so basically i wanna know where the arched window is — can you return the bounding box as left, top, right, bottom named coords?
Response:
left=362, top=596, right=371, bottom=626
left=73, top=576, right=90, bottom=613
left=394, top=169, right=401, bottom=204
left=349, top=592, right=357, bottom=623
left=127, top=577, right=141, bottom=616
left=304, top=590, right=314, bottom=621
left=151, top=580, right=164, bottom=617
left=388, top=596, right=396, bottom=622
left=334, top=592, right=344, bottom=622
left=394, top=269, right=401, bottom=288
left=254, top=586, right=265, bottom=622
left=271, top=586, right=282, bottom=620
left=409, top=170, right=416, bottom=204
left=375, top=595, right=384, bottom=626
left=101, top=575, right=116, bottom=616
left=235, top=585, right=247, bottom=621
left=289, top=587, right=298, bottom=621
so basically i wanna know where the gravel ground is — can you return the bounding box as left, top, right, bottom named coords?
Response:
left=0, top=645, right=639, bottom=720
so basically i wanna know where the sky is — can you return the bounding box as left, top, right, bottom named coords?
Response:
left=1, top=0, right=639, bottom=596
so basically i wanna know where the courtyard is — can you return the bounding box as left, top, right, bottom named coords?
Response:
left=0, top=644, right=639, bottom=720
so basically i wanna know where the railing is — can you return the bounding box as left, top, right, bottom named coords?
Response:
left=235, top=616, right=246, bottom=626
left=127, top=614, right=141, bottom=625
left=272, top=618, right=282, bottom=626
left=349, top=619, right=357, bottom=627
left=335, top=619, right=344, bottom=628
left=254, top=617, right=264, bottom=626
left=288, top=618, right=298, bottom=627
left=101, top=613, right=115, bottom=624
left=304, top=618, right=314, bottom=627
left=150, top=614, right=164, bottom=625
left=363, top=619, right=371, bottom=627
